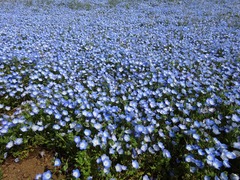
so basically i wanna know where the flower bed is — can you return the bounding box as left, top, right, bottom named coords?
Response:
left=0, top=0, right=239, bottom=179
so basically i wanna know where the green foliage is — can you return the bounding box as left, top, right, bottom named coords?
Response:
left=108, top=0, right=120, bottom=7
left=67, top=0, right=91, bottom=10
left=75, top=151, right=92, bottom=179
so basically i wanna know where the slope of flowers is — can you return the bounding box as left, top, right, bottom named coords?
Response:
left=0, top=0, right=240, bottom=179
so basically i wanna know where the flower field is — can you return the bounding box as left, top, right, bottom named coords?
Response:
left=0, top=0, right=240, bottom=179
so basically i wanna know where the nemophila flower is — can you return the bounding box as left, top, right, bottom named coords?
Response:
left=144, top=135, right=151, bottom=142
left=179, top=124, right=187, bottom=130
left=158, top=130, right=165, bottom=138
left=198, top=149, right=205, bottom=156
left=233, top=142, right=240, bottom=150
left=103, top=167, right=110, bottom=174
left=194, top=159, right=204, bottom=169
left=132, top=160, right=139, bottom=169
left=204, top=176, right=211, bottom=180
left=1, top=127, right=8, bottom=134
left=94, top=123, right=102, bottom=130
left=53, top=124, right=60, bottom=130
left=62, top=110, right=68, bottom=116
left=14, top=138, right=23, bottom=145
left=87, top=176, right=93, bottom=180
left=135, top=124, right=145, bottom=134
left=212, top=158, right=223, bottom=169
left=54, top=158, right=61, bottom=167
left=59, top=120, right=66, bottom=127
left=115, top=163, right=123, bottom=172
left=220, top=172, right=228, bottom=180
left=230, top=173, right=239, bottom=180
left=158, top=142, right=165, bottom=150
left=193, top=133, right=200, bottom=140
left=224, top=150, right=237, bottom=159
left=190, top=166, right=197, bottom=173
left=172, top=117, right=179, bottom=123
left=163, top=149, right=171, bottom=158
left=35, top=174, right=42, bottom=180
left=32, top=106, right=39, bottom=114
left=123, top=134, right=130, bottom=142
left=72, top=169, right=80, bottom=178
left=32, top=124, right=39, bottom=132
left=143, top=174, right=150, bottom=180
left=212, top=125, right=220, bottom=135
left=84, top=129, right=91, bottom=136
left=55, top=113, right=62, bottom=120
left=103, top=158, right=112, bottom=169
left=185, top=154, right=194, bottom=163
left=42, top=170, right=51, bottom=180
left=109, top=148, right=115, bottom=154
left=74, top=124, right=82, bottom=132
left=148, top=147, right=155, bottom=154
left=74, top=136, right=81, bottom=144
left=232, top=114, right=240, bottom=122
left=223, top=159, right=231, bottom=168
left=14, top=158, right=19, bottom=163
left=6, top=141, right=14, bottom=149
left=153, top=144, right=160, bottom=151
left=186, top=145, right=194, bottom=151
left=5, top=106, right=11, bottom=111
left=92, top=136, right=100, bottom=147
left=79, top=140, right=88, bottom=150
left=141, top=144, right=148, bottom=152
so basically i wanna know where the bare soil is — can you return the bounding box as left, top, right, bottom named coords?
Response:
left=1, top=148, right=65, bottom=180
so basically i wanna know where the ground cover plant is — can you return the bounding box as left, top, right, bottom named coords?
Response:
left=0, top=0, right=240, bottom=179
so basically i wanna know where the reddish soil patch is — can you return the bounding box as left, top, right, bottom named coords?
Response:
left=1, top=148, right=65, bottom=180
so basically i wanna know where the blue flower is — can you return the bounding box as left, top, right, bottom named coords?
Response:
left=53, top=124, right=60, bottom=130
left=79, top=140, right=88, bottom=150
left=158, top=142, right=165, bottom=150
left=185, top=154, right=194, bottom=163
left=74, top=136, right=81, bottom=144
left=14, top=138, right=23, bottom=145
left=123, top=134, right=130, bottom=142
left=103, top=158, right=112, bottom=169
left=163, top=149, right=171, bottom=158
left=225, top=151, right=237, bottom=159
left=223, top=159, right=231, bottom=168
left=232, top=114, right=240, bottom=122
left=115, top=163, right=123, bottom=172
left=72, top=169, right=80, bottom=178
left=42, top=170, right=51, bottom=180
left=84, top=129, right=91, bottom=136
left=230, top=173, right=239, bottom=180
left=212, top=158, right=223, bottom=169
left=35, top=174, right=42, bottom=180
left=6, top=141, right=14, bottom=149
left=220, top=172, right=228, bottom=180
left=233, top=142, right=240, bottom=150
left=54, top=158, right=61, bottom=167
left=132, top=160, right=139, bottom=169
left=141, top=144, right=148, bottom=152
left=192, top=133, right=200, bottom=140
left=190, top=166, right=197, bottom=173
left=204, top=176, right=211, bottom=180
left=143, top=174, right=150, bottom=180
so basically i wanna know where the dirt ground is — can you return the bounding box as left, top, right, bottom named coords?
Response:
left=1, top=148, right=65, bottom=180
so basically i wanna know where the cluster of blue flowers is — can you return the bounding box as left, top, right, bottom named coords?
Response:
left=0, top=0, right=239, bottom=179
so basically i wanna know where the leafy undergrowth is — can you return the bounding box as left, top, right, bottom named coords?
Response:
left=0, top=0, right=240, bottom=180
